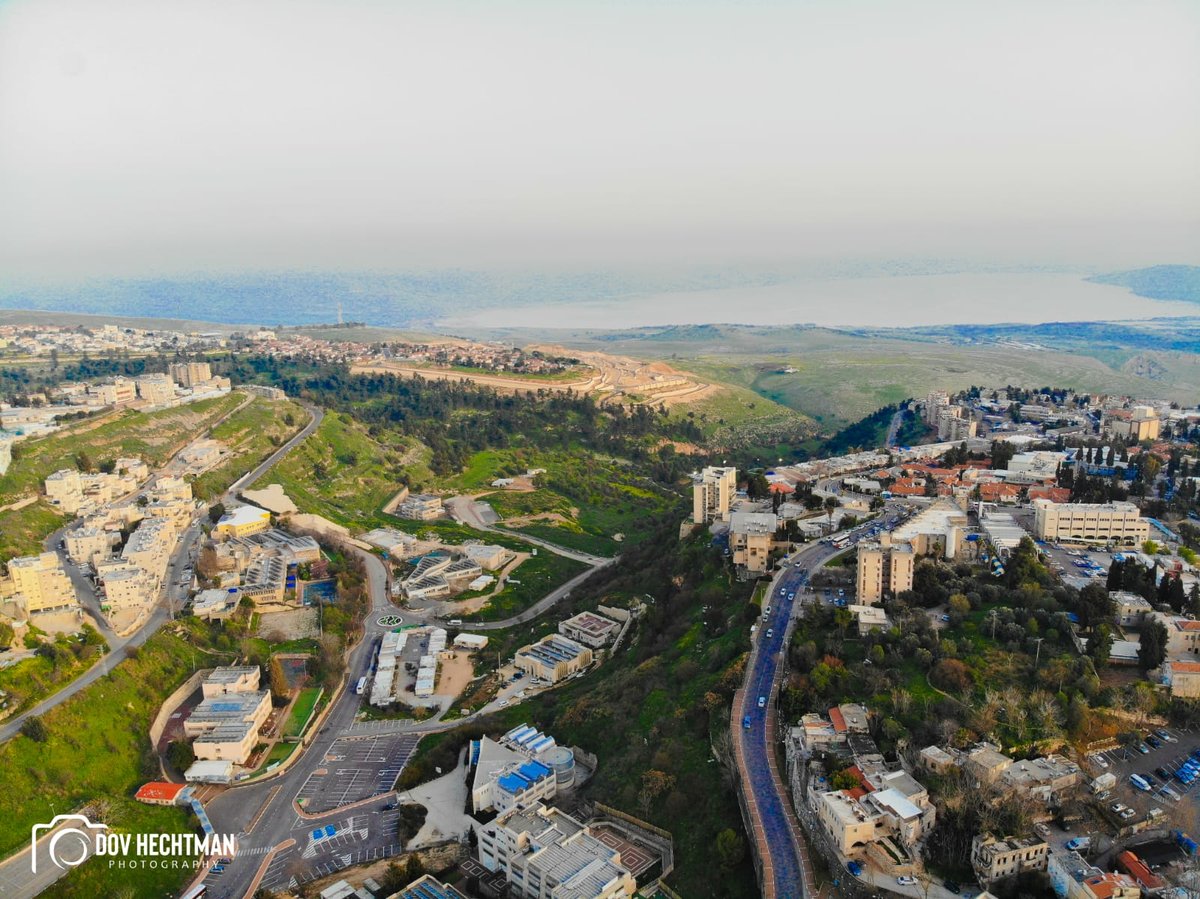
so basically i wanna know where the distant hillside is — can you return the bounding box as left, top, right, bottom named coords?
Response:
left=1089, top=265, right=1200, bottom=303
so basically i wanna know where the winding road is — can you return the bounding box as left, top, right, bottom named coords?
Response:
left=0, top=400, right=323, bottom=746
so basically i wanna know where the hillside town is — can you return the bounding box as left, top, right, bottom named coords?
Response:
left=5, top=358, right=1200, bottom=899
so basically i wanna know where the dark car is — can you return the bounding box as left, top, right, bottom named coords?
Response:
left=1143, top=774, right=1158, bottom=788
left=1146, top=735, right=1162, bottom=749
left=1156, top=767, right=1173, bottom=781
left=944, top=881, right=961, bottom=895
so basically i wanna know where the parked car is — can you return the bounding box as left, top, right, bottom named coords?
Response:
left=1119, top=808, right=1137, bottom=820
left=1156, top=767, right=1173, bottom=781
left=1091, top=754, right=1109, bottom=769
left=1156, top=729, right=1178, bottom=743
left=896, top=876, right=916, bottom=886
left=944, top=881, right=961, bottom=895
left=1146, top=735, right=1162, bottom=749
left=847, top=861, right=863, bottom=878
left=1035, top=823, right=1050, bottom=838
left=1135, top=743, right=1151, bottom=754
left=1110, top=802, right=1128, bottom=814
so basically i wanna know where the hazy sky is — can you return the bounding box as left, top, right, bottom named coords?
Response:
left=1, top=0, right=1198, bottom=280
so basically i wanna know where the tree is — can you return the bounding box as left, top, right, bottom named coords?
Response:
left=268, top=656, right=291, bottom=705
left=1086, top=624, right=1113, bottom=668
left=208, top=502, right=226, bottom=524
left=20, top=716, right=47, bottom=742
left=824, top=495, right=840, bottom=530
left=1138, top=620, right=1168, bottom=672
left=715, top=828, right=746, bottom=870
left=74, top=449, right=94, bottom=473
left=167, top=739, right=195, bottom=772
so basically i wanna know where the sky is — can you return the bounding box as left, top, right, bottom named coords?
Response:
left=0, top=0, right=1198, bottom=282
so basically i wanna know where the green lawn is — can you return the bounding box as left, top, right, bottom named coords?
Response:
left=0, top=626, right=106, bottom=717
left=283, top=686, right=322, bottom=738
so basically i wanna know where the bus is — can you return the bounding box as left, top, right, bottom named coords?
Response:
left=831, top=536, right=851, bottom=549
left=1130, top=774, right=1152, bottom=792
left=355, top=676, right=367, bottom=695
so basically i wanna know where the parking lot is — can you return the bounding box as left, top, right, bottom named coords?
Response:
left=1085, top=724, right=1200, bottom=822
left=294, top=733, right=420, bottom=814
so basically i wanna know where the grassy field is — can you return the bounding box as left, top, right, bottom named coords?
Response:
left=458, top=551, right=588, bottom=622
left=0, top=620, right=228, bottom=897
left=249, top=411, right=432, bottom=523
left=189, top=397, right=310, bottom=500
left=0, top=626, right=105, bottom=717
left=283, top=686, right=322, bottom=738
left=0, top=501, right=66, bottom=561
left=450, top=450, right=686, bottom=557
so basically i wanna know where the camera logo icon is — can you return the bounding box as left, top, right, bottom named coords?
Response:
left=30, top=815, right=108, bottom=873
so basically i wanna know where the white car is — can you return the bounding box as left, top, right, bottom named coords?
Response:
left=896, top=876, right=916, bottom=886
left=1091, top=754, right=1109, bottom=769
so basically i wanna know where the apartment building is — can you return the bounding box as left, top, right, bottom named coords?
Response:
left=135, top=373, right=176, bottom=404
left=99, top=566, right=155, bottom=611
left=1032, top=499, right=1149, bottom=546
left=971, top=835, right=1048, bottom=885
left=925, top=391, right=950, bottom=426
left=89, top=377, right=138, bottom=406
left=169, top=361, right=213, bottom=388
left=65, top=526, right=117, bottom=568
left=692, top=465, right=738, bottom=524
left=937, top=406, right=977, bottom=441
left=728, top=511, right=777, bottom=574
left=855, top=540, right=914, bottom=603
left=477, top=801, right=637, bottom=899
left=0, top=553, right=77, bottom=616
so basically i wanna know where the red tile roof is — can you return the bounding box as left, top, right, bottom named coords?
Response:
left=135, top=782, right=185, bottom=804
left=829, top=707, right=847, bottom=733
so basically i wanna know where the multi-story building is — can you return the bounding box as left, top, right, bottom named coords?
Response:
left=396, top=493, right=444, bottom=520
left=1102, top=406, right=1160, bottom=442
left=477, top=801, right=637, bottom=899
left=89, top=377, right=138, bottom=406
left=558, top=611, right=620, bottom=648
left=169, top=361, right=213, bottom=388
left=202, top=665, right=260, bottom=697
left=184, top=677, right=270, bottom=765
left=1162, top=659, right=1200, bottom=697
left=692, top=466, right=738, bottom=524
left=135, top=373, right=176, bottom=404
left=937, top=406, right=977, bottom=441
left=43, top=468, right=84, bottom=512
left=728, top=511, right=777, bottom=574
left=65, top=527, right=116, bottom=568
left=0, top=553, right=77, bottom=616
left=971, top=835, right=1049, bottom=885
left=925, top=391, right=950, bottom=426
left=514, top=635, right=593, bottom=684
left=99, top=565, right=155, bottom=611
left=1032, top=499, right=1149, bottom=546
left=855, top=539, right=914, bottom=603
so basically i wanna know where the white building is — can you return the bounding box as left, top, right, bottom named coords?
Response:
left=692, top=465, right=737, bottom=524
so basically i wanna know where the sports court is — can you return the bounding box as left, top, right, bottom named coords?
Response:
left=294, top=733, right=420, bottom=813
left=591, top=824, right=659, bottom=877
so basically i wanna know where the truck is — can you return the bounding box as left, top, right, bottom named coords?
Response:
left=1175, top=831, right=1199, bottom=857
left=1090, top=773, right=1117, bottom=794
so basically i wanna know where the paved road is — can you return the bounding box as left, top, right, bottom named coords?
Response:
left=0, top=400, right=321, bottom=746
left=886, top=406, right=906, bottom=448
left=736, top=502, right=914, bottom=898
left=445, top=494, right=611, bottom=566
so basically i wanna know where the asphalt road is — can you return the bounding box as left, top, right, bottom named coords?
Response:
left=736, top=502, right=914, bottom=898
